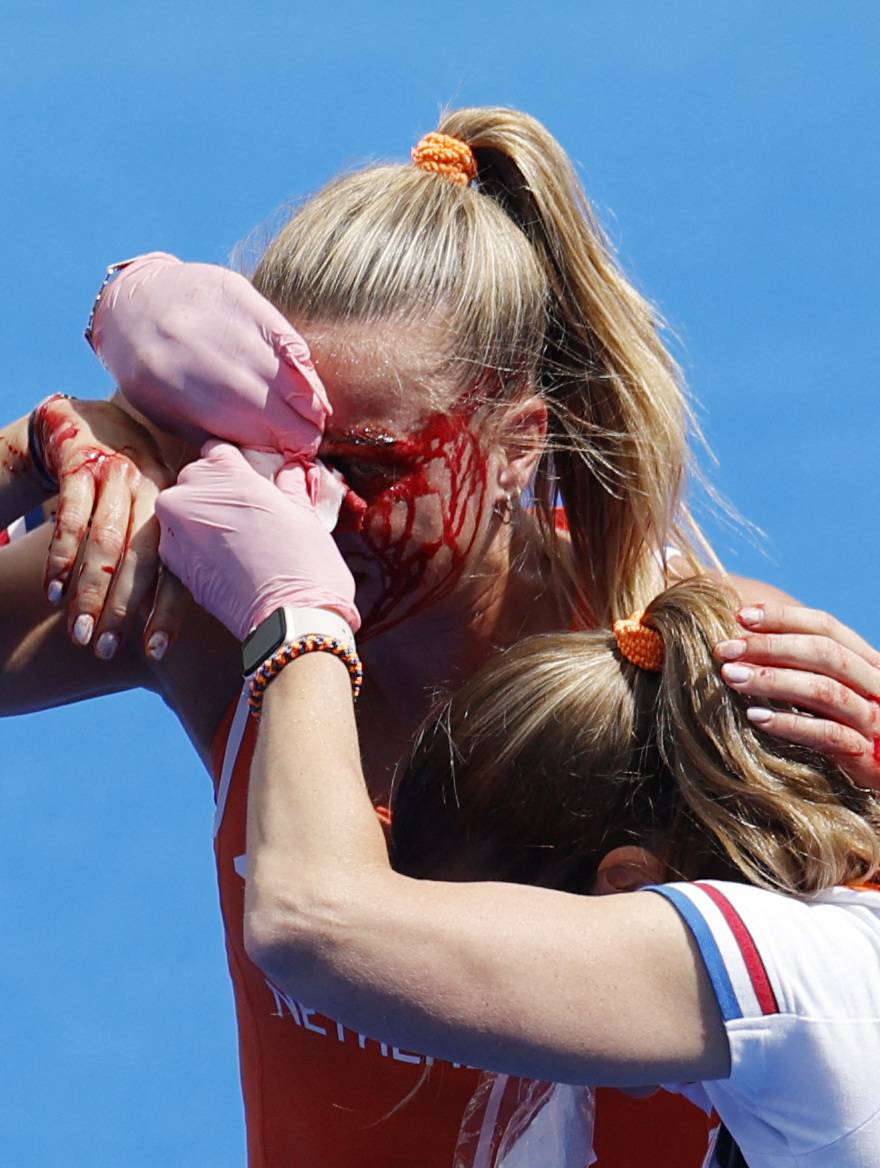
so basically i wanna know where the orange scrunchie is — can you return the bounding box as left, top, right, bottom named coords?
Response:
left=411, top=132, right=477, bottom=187
left=613, top=613, right=664, bottom=672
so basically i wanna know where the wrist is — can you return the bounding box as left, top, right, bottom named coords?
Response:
left=248, top=634, right=363, bottom=717
left=242, top=606, right=355, bottom=676
left=27, top=393, right=73, bottom=492
left=243, top=606, right=361, bottom=717
left=0, top=415, right=50, bottom=528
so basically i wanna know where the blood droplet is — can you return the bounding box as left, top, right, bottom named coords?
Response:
left=0, top=437, right=28, bottom=477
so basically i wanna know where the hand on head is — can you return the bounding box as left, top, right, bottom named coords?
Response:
left=715, top=602, right=880, bottom=790
left=80, top=253, right=363, bottom=656
left=88, top=252, right=330, bottom=460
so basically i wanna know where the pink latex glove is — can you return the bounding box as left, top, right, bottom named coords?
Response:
left=87, top=252, right=353, bottom=527
left=88, top=252, right=329, bottom=459
left=155, top=441, right=359, bottom=640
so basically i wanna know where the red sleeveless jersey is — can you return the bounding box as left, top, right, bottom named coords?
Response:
left=210, top=699, right=715, bottom=1166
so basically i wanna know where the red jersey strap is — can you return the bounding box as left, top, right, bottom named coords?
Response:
left=210, top=687, right=392, bottom=836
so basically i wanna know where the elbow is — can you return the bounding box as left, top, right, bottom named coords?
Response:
left=243, top=907, right=304, bottom=988
left=243, top=877, right=352, bottom=997
left=243, top=905, right=312, bottom=984
left=243, top=899, right=320, bottom=993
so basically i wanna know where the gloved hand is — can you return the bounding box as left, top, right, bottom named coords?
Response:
left=155, top=441, right=359, bottom=640
left=88, top=251, right=330, bottom=461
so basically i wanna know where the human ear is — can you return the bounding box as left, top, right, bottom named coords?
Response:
left=592, top=846, right=667, bottom=895
left=493, top=394, right=548, bottom=499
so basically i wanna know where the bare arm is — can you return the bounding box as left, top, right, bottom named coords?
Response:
left=724, top=573, right=799, bottom=608
left=0, top=522, right=241, bottom=760
left=245, top=653, right=729, bottom=1086
left=0, top=399, right=169, bottom=710
left=0, top=526, right=154, bottom=712
left=0, top=414, right=54, bottom=530
left=667, top=552, right=800, bottom=609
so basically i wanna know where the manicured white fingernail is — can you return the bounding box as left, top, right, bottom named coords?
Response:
left=747, top=707, right=775, bottom=725
left=95, top=631, right=119, bottom=660
left=716, top=639, right=747, bottom=660
left=73, top=614, right=94, bottom=645
left=47, top=579, right=64, bottom=605
left=146, top=631, right=169, bottom=661
left=722, top=663, right=753, bottom=684
left=739, top=607, right=764, bottom=628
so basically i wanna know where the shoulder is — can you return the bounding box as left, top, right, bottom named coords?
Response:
left=651, top=880, right=880, bottom=1022
left=666, top=559, right=798, bottom=608
left=654, top=880, right=880, bottom=1160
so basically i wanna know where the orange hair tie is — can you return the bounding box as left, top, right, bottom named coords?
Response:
left=411, top=131, right=477, bottom=187
left=613, top=612, right=664, bottom=672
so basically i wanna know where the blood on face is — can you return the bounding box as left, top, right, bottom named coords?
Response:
left=324, top=408, right=491, bottom=637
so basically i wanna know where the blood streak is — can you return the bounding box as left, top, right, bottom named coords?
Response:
left=351, top=411, right=489, bottom=638
left=36, top=399, right=80, bottom=474
left=101, top=565, right=116, bottom=576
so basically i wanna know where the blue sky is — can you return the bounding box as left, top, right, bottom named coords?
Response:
left=1, top=3, right=878, bottom=1163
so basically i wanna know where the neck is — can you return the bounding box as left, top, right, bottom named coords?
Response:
left=360, top=514, right=568, bottom=725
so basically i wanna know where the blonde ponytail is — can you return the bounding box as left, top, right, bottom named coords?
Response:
left=393, top=578, right=880, bottom=896
left=439, top=108, right=707, bottom=624
left=251, top=106, right=712, bottom=627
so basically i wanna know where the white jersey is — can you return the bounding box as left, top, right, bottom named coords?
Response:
left=649, top=880, right=880, bottom=1167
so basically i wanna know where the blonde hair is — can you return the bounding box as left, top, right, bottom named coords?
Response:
left=392, top=577, right=880, bottom=896
left=252, top=107, right=711, bottom=626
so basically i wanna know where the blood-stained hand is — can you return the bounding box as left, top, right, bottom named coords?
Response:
left=714, top=602, right=880, bottom=790
left=35, top=395, right=185, bottom=661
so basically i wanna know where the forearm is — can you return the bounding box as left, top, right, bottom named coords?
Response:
left=244, top=658, right=725, bottom=1083
left=245, top=654, right=393, bottom=971
left=0, top=415, right=53, bottom=530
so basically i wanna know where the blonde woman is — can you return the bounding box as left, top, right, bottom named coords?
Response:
left=3, top=107, right=877, bottom=1166
left=156, top=445, right=880, bottom=1168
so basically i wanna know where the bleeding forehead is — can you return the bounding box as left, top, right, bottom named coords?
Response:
left=303, top=319, right=456, bottom=439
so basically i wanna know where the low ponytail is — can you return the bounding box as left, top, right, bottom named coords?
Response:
left=644, top=578, right=880, bottom=894
left=393, top=576, right=880, bottom=897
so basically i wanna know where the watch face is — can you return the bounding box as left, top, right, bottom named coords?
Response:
left=242, top=609, right=286, bottom=675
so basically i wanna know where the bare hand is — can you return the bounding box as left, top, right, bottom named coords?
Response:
left=714, top=602, right=880, bottom=790
left=36, top=395, right=186, bottom=661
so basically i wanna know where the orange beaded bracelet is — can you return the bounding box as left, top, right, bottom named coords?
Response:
left=247, top=633, right=364, bottom=717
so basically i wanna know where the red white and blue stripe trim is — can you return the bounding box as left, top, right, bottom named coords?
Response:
left=649, top=881, right=779, bottom=1022
left=0, top=506, right=46, bottom=546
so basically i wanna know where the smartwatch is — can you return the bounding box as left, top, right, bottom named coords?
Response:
left=241, top=606, right=355, bottom=677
